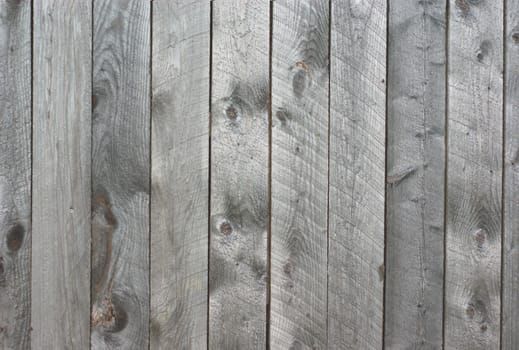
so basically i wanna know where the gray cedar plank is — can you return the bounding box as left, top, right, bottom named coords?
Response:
left=504, top=0, right=519, bottom=347
left=0, top=1, right=31, bottom=349
left=445, top=0, right=503, bottom=349
left=209, top=0, right=269, bottom=349
left=32, top=0, right=92, bottom=348
left=328, top=0, right=386, bottom=349
left=270, top=1, right=329, bottom=348
left=150, top=1, right=209, bottom=349
left=385, top=0, right=446, bottom=348
left=90, top=0, right=150, bottom=348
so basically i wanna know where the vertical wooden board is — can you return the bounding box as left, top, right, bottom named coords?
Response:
left=32, top=1, right=92, bottom=348
left=270, top=1, right=329, bottom=349
left=0, top=1, right=31, bottom=349
left=328, top=0, right=385, bottom=349
left=445, top=0, right=503, bottom=349
left=504, top=0, right=519, bottom=348
left=91, top=0, right=150, bottom=348
left=210, top=1, right=269, bottom=349
left=385, top=0, right=446, bottom=348
left=151, top=1, right=209, bottom=349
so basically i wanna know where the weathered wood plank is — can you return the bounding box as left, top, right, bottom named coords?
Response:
left=0, top=1, right=31, bottom=348
left=91, top=0, right=150, bottom=348
left=150, top=1, right=210, bottom=349
left=32, top=1, right=92, bottom=348
left=445, top=0, right=503, bottom=348
left=210, top=1, right=269, bottom=349
left=503, top=0, right=519, bottom=347
left=385, top=0, right=446, bottom=348
left=270, top=1, right=329, bottom=348
left=328, top=0, right=386, bottom=349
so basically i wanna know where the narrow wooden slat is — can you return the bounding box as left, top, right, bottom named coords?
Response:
left=328, top=0, right=386, bottom=348
left=0, top=1, right=31, bottom=348
left=445, top=0, right=503, bottom=348
left=32, top=1, right=92, bottom=348
left=209, top=1, right=269, bottom=348
left=503, top=0, right=519, bottom=347
left=91, top=0, right=150, bottom=348
left=150, top=1, right=210, bottom=349
left=270, top=1, right=329, bottom=348
left=385, top=0, right=446, bottom=348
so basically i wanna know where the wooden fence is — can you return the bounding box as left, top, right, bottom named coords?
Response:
left=0, top=0, right=515, bottom=349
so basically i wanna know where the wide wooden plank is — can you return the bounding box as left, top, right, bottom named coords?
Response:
left=328, top=0, right=386, bottom=349
left=150, top=1, right=210, bottom=349
left=503, top=0, right=519, bottom=347
left=270, top=1, right=329, bottom=348
left=445, top=0, right=503, bottom=349
left=32, top=1, right=92, bottom=348
left=210, top=1, right=269, bottom=349
left=385, top=0, right=446, bottom=348
left=0, top=1, right=31, bottom=348
left=91, top=0, right=150, bottom=348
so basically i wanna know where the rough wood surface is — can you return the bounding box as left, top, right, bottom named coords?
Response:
left=504, top=0, right=519, bottom=347
left=0, top=1, right=31, bottom=349
left=32, top=1, right=92, bottom=348
left=445, top=0, right=503, bottom=348
left=385, top=0, right=446, bottom=348
left=151, top=1, right=210, bottom=349
left=270, top=1, right=329, bottom=348
left=91, top=0, right=150, bottom=348
left=328, top=0, right=386, bottom=349
left=210, top=1, right=269, bottom=349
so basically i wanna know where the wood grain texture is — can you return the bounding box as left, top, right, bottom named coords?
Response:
left=91, top=0, right=150, bottom=348
left=0, top=1, right=31, bottom=348
left=151, top=1, right=209, bottom=349
left=385, top=0, right=446, bottom=348
left=270, top=1, right=329, bottom=348
left=210, top=1, right=269, bottom=348
left=32, top=1, right=92, bottom=348
left=445, top=0, right=503, bottom=348
left=328, top=0, right=386, bottom=349
left=503, top=0, right=519, bottom=347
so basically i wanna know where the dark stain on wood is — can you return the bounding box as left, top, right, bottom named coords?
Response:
left=455, top=0, right=483, bottom=16
left=91, top=189, right=117, bottom=297
left=477, top=40, right=491, bottom=62
left=219, top=221, right=233, bottom=235
left=292, top=68, right=307, bottom=97
left=6, top=223, right=24, bottom=252
left=0, top=257, right=5, bottom=288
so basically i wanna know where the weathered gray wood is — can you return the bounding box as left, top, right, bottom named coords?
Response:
left=150, top=1, right=210, bottom=349
left=32, top=1, right=92, bottom=348
left=503, top=0, right=519, bottom=347
left=270, top=1, right=329, bottom=348
left=385, top=0, right=446, bottom=348
left=210, top=1, right=269, bottom=349
left=0, top=1, right=31, bottom=348
left=91, top=0, right=150, bottom=348
left=445, top=0, right=503, bottom=348
left=328, top=0, right=386, bottom=349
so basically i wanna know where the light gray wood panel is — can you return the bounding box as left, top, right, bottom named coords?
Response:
left=270, top=1, right=329, bottom=348
left=32, top=1, right=92, bottom=348
left=91, top=0, right=150, bottom=348
left=210, top=1, right=269, bottom=349
left=504, top=0, right=519, bottom=347
left=151, top=1, right=210, bottom=349
left=445, top=0, right=503, bottom=349
left=328, top=0, right=386, bottom=349
left=0, top=1, right=31, bottom=348
left=385, top=0, right=446, bottom=348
